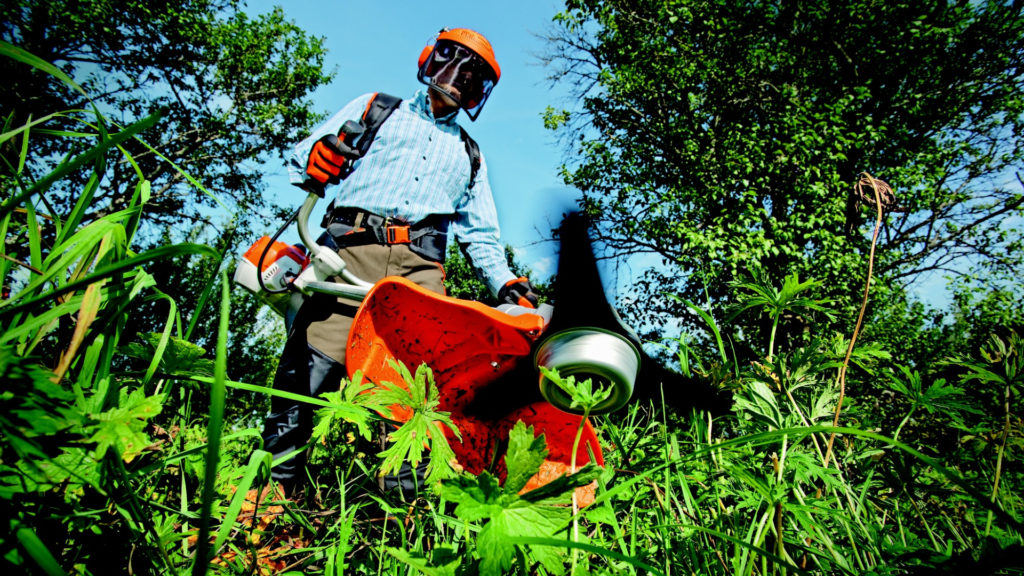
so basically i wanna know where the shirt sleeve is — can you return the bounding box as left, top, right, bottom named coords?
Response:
left=287, top=93, right=376, bottom=187
left=449, top=153, right=519, bottom=296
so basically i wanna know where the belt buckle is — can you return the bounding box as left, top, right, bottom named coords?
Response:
left=386, top=223, right=411, bottom=244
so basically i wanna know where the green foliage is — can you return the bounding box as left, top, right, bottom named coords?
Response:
left=0, top=0, right=313, bottom=427
left=438, top=421, right=602, bottom=575
left=544, top=0, right=1024, bottom=354
left=122, top=232, right=285, bottom=427
left=0, top=45, right=266, bottom=574
left=0, top=0, right=306, bottom=443
left=375, top=360, right=461, bottom=485
left=956, top=333, right=1022, bottom=391
left=444, top=242, right=550, bottom=304
left=88, top=386, right=166, bottom=463
left=728, top=271, right=835, bottom=359
left=122, top=333, right=216, bottom=377
left=4, top=15, right=1024, bottom=576
left=0, top=347, right=76, bottom=455
left=311, top=371, right=378, bottom=443
left=0, top=0, right=332, bottom=236
left=885, top=365, right=979, bottom=441
left=541, top=366, right=614, bottom=415
left=948, top=333, right=1024, bottom=537
left=386, top=547, right=461, bottom=576
left=1, top=47, right=199, bottom=569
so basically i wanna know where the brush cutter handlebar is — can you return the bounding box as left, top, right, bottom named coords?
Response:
left=291, top=192, right=375, bottom=300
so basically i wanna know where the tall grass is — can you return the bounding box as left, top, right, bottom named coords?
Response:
left=2, top=44, right=1022, bottom=575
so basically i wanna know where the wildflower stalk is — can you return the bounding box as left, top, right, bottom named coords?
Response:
left=568, top=403, right=590, bottom=576
left=825, top=173, right=888, bottom=469
left=540, top=367, right=612, bottom=575
left=985, top=381, right=1012, bottom=536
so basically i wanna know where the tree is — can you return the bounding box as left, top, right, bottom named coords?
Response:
left=444, top=243, right=549, bottom=305
left=541, top=0, right=1024, bottom=351
left=1, top=0, right=332, bottom=236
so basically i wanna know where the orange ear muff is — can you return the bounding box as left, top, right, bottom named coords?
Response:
left=417, top=45, right=433, bottom=70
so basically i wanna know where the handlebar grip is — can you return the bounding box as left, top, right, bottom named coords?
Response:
left=298, top=180, right=327, bottom=198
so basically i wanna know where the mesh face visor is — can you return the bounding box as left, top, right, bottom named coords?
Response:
left=418, top=40, right=497, bottom=121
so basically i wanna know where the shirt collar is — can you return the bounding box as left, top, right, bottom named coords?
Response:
left=412, top=90, right=460, bottom=125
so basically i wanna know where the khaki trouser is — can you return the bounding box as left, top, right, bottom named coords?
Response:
left=304, top=242, right=446, bottom=363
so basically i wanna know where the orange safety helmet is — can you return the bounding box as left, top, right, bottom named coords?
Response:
left=417, top=28, right=500, bottom=121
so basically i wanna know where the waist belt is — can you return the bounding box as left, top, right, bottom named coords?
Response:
left=322, top=206, right=449, bottom=263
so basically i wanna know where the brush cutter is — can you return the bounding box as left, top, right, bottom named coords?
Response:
left=233, top=192, right=649, bottom=415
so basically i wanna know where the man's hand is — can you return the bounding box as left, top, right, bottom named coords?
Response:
left=305, top=134, right=360, bottom=193
left=499, top=277, right=539, bottom=308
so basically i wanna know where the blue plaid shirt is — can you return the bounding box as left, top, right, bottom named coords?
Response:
left=288, top=90, right=516, bottom=296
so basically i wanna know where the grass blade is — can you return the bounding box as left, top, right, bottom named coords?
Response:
left=666, top=293, right=728, bottom=364
left=0, top=243, right=217, bottom=319
left=15, top=525, right=68, bottom=576
left=211, top=450, right=273, bottom=556
left=141, top=292, right=179, bottom=387
left=0, top=40, right=87, bottom=98
left=508, top=536, right=666, bottom=576
left=190, top=271, right=230, bottom=576
left=0, top=109, right=163, bottom=219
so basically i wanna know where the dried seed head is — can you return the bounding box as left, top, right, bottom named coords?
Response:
left=844, top=172, right=900, bottom=235
left=853, top=174, right=899, bottom=211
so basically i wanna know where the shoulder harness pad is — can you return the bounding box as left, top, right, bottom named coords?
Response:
left=460, top=127, right=482, bottom=190
left=354, top=92, right=402, bottom=156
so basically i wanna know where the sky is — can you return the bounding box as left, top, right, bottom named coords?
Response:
left=248, top=0, right=585, bottom=282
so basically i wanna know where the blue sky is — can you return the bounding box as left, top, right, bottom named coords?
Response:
left=248, top=0, right=583, bottom=281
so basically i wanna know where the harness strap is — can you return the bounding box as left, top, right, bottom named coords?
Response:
left=354, top=93, right=403, bottom=157
left=460, top=127, right=481, bottom=190
left=348, top=92, right=482, bottom=189
left=325, top=208, right=449, bottom=262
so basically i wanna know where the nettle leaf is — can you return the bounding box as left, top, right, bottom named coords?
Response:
left=480, top=502, right=568, bottom=575
left=441, top=421, right=602, bottom=575
left=540, top=367, right=612, bottom=413
left=0, top=347, right=79, bottom=460
left=312, top=372, right=377, bottom=441
left=734, top=379, right=783, bottom=429
left=121, top=332, right=215, bottom=376
left=50, top=449, right=103, bottom=492
left=583, top=499, right=618, bottom=525
left=442, top=471, right=509, bottom=521
left=787, top=450, right=841, bottom=488
left=87, top=386, right=165, bottom=462
left=376, top=361, right=461, bottom=484
left=3, top=446, right=102, bottom=498
left=810, top=386, right=842, bottom=422
left=504, top=420, right=549, bottom=493
left=443, top=472, right=569, bottom=575
left=918, top=378, right=981, bottom=417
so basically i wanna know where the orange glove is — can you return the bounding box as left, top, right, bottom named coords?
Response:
left=305, top=134, right=360, bottom=193
left=499, top=277, right=539, bottom=308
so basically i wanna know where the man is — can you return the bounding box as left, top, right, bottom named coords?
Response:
left=261, top=27, right=538, bottom=493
